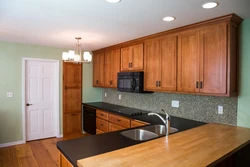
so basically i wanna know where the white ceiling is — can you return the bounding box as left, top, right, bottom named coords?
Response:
left=0, top=0, right=249, bottom=51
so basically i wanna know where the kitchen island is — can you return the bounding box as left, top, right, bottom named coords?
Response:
left=77, top=123, right=250, bottom=167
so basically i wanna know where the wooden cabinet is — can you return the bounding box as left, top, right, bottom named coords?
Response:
left=109, top=123, right=126, bottom=132
left=131, top=120, right=149, bottom=128
left=109, top=114, right=131, bottom=128
left=199, top=23, right=227, bottom=94
left=96, top=129, right=104, bottom=134
left=144, top=35, right=177, bottom=92
left=93, top=52, right=105, bottom=87
left=96, top=109, right=109, bottom=120
left=63, top=62, right=82, bottom=137
left=58, top=150, right=74, bottom=167
left=96, top=117, right=109, bottom=132
left=104, top=49, right=121, bottom=88
left=177, top=29, right=200, bottom=93
left=178, top=22, right=231, bottom=96
left=121, top=43, right=143, bottom=71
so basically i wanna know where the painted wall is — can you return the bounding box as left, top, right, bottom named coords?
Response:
left=237, top=19, right=250, bottom=128
left=0, top=41, right=102, bottom=144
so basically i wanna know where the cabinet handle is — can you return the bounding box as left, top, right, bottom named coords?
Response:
left=100, top=124, right=104, bottom=126
left=200, top=82, right=203, bottom=89
left=196, top=81, right=199, bottom=89
left=117, top=119, right=121, bottom=122
left=71, top=114, right=76, bottom=116
left=159, top=81, right=161, bottom=87
left=130, top=62, right=133, bottom=68
left=111, top=80, right=113, bottom=85
left=156, top=81, right=158, bottom=87
left=100, top=114, right=104, bottom=116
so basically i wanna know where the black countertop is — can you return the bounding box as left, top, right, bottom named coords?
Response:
left=57, top=102, right=206, bottom=167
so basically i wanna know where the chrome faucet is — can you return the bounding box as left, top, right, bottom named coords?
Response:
left=148, top=109, right=171, bottom=136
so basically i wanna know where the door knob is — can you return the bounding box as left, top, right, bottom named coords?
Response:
left=26, top=103, right=33, bottom=106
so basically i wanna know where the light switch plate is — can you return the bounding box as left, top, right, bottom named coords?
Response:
left=119, top=94, right=121, bottom=100
left=104, top=92, right=107, bottom=97
left=7, top=92, right=13, bottom=97
left=171, top=100, right=179, bottom=108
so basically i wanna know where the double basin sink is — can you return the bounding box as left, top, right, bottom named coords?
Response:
left=121, top=125, right=178, bottom=141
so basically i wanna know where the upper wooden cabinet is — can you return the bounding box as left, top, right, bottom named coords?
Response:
left=121, top=43, right=143, bottom=71
left=104, top=49, right=121, bottom=88
left=177, top=22, right=232, bottom=96
left=92, top=14, right=242, bottom=96
left=144, top=35, right=177, bottom=91
left=177, top=29, right=200, bottom=93
left=93, top=52, right=105, bottom=87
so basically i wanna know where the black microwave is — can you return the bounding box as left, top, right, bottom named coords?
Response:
left=117, top=72, right=152, bottom=93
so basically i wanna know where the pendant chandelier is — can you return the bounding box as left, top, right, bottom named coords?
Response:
left=62, top=37, right=92, bottom=64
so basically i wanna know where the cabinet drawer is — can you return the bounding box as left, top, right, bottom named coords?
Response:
left=96, top=117, right=109, bottom=132
left=109, top=123, right=126, bottom=132
left=131, top=120, right=149, bottom=128
left=96, top=129, right=105, bottom=134
left=109, top=114, right=131, bottom=128
left=96, top=110, right=109, bottom=120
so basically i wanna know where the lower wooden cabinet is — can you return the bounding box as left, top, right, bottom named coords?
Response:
left=96, top=129, right=105, bottom=134
left=64, top=113, right=82, bottom=134
left=58, top=150, right=74, bottom=167
left=96, top=117, right=109, bottom=132
left=109, top=123, right=126, bottom=132
left=109, top=114, right=131, bottom=128
left=131, top=120, right=149, bottom=128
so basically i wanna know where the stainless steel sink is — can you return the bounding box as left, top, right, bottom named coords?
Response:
left=141, top=125, right=178, bottom=135
left=120, top=129, right=158, bottom=141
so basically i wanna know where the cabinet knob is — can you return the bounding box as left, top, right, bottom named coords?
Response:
left=196, top=81, right=199, bottom=88
left=200, top=82, right=203, bottom=89
left=26, top=103, right=33, bottom=106
left=130, top=62, right=133, bottom=68
left=158, top=81, right=161, bottom=87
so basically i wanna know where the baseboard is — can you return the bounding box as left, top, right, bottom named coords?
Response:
left=0, top=140, right=25, bottom=148
left=57, top=134, right=63, bottom=138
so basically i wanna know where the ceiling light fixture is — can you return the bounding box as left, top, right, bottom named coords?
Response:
left=106, top=0, right=121, bottom=3
left=163, top=16, right=176, bottom=22
left=202, top=2, right=218, bottom=9
left=62, top=37, right=92, bottom=64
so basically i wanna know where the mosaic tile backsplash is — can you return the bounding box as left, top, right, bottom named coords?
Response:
left=102, top=88, right=238, bottom=125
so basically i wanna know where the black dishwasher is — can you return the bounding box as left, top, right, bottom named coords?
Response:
left=83, top=106, right=96, bottom=135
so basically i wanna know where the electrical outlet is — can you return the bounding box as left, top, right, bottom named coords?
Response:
left=171, top=100, right=179, bottom=108
left=104, top=92, right=107, bottom=97
left=119, top=94, right=121, bottom=100
left=218, top=106, right=223, bottom=114
left=7, top=92, right=13, bottom=98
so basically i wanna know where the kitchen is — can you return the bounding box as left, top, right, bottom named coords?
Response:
left=0, top=0, right=250, bottom=167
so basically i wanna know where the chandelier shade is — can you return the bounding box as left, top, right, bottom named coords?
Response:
left=62, top=37, right=92, bottom=64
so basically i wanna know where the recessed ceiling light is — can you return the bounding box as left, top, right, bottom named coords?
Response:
left=163, top=16, right=176, bottom=22
left=106, top=0, right=121, bottom=3
left=202, top=2, right=218, bottom=9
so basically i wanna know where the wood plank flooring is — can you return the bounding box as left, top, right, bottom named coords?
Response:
left=0, top=133, right=90, bottom=167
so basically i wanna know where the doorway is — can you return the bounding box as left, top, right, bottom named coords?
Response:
left=22, top=58, right=60, bottom=141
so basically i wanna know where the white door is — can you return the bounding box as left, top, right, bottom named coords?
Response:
left=25, top=60, right=56, bottom=141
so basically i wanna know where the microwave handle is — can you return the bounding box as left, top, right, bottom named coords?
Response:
left=131, top=78, right=136, bottom=90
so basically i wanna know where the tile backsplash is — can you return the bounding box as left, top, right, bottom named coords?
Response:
left=102, top=88, right=238, bottom=125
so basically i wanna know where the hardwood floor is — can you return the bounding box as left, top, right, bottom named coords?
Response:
left=0, top=133, right=90, bottom=167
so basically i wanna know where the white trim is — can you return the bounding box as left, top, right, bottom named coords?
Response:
left=57, top=134, right=63, bottom=138
left=22, top=57, right=60, bottom=142
left=0, top=140, right=25, bottom=148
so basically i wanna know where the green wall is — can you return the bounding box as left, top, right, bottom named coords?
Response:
left=0, top=41, right=102, bottom=144
left=237, top=19, right=250, bottom=128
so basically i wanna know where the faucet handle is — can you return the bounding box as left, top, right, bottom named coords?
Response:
left=161, top=109, right=170, bottom=120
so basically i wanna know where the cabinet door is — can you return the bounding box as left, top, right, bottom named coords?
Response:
left=199, top=23, right=227, bottom=94
left=121, top=47, right=131, bottom=71
left=109, top=123, right=126, bottom=132
left=93, top=53, right=105, bottom=87
left=177, top=30, right=200, bottom=93
left=160, top=36, right=177, bottom=91
left=64, top=113, right=82, bottom=134
left=144, top=39, right=161, bottom=90
left=112, top=49, right=121, bottom=87
left=131, top=43, right=143, bottom=70
left=104, top=51, right=113, bottom=87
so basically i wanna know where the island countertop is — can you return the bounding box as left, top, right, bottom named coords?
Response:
left=77, top=123, right=250, bottom=167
